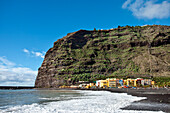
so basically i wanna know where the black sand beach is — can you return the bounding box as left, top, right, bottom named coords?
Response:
left=36, top=87, right=170, bottom=112
left=119, top=88, right=170, bottom=113
left=88, top=88, right=170, bottom=113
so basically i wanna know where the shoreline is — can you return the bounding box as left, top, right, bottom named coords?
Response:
left=2, top=87, right=169, bottom=112
left=35, top=88, right=170, bottom=112
left=108, top=88, right=170, bottom=112
left=79, top=88, right=170, bottom=112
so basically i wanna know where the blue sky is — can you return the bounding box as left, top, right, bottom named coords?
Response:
left=0, top=0, right=170, bottom=86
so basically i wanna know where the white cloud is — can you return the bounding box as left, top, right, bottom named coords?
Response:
left=122, top=0, right=133, bottom=9
left=0, top=57, right=37, bottom=86
left=122, top=0, right=170, bottom=19
left=11, top=67, right=37, bottom=75
left=23, top=48, right=29, bottom=53
left=0, top=57, right=15, bottom=67
left=23, top=48, right=45, bottom=58
left=31, top=51, right=45, bottom=58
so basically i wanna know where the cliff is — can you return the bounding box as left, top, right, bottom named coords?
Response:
left=35, top=25, right=170, bottom=88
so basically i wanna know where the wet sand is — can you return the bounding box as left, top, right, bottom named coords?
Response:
left=120, top=88, right=170, bottom=113
left=88, top=88, right=170, bottom=112
left=36, top=87, right=170, bottom=112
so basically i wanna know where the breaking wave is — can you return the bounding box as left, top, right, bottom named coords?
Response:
left=0, top=90, right=164, bottom=113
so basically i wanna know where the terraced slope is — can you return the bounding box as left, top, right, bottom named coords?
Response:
left=35, top=25, right=170, bottom=88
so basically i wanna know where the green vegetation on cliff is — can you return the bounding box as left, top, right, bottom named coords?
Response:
left=35, top=25, right=170, bottom=88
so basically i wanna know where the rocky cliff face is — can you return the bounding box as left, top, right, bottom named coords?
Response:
left=35, top=25, right=170, bottom=88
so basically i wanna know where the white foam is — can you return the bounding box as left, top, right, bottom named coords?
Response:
left=0, top=90, right=164, bottom=113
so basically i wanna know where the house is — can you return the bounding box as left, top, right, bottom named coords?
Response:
left=119, top=79, right=124, bottom=86
left=90, top=83, right=96, bottom=88
left=106, top=78, right=120, bottom=87
left=126, top=78, right=136, bottom=86
left=95, top=77, right=155, bottom=88
left=96, top=80, right=107, bottom=88
left=136, top=78, right=144, bottom=86
left=144, top=79, right=152, bottom=85
left=70, top=85, right=79, bottom=88
left=96, top=80, right=101, bottom=87
left=85, top=84, right=90, bottom=88
left=100, top=80, right=107, bottom=88
left=106, top=78, right=115, bottom=88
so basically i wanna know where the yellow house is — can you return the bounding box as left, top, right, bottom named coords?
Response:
left=59, top=85, right=70, bottom=88
left=123, top=80, right=127, bottom=85
left=134, top=79, right=137, bottom=86
left=126, top=78, right=137, bottom=87
left=90, top=83, right=94, bottom=87
left=131, top=79, right=137, bottom=87
left=100, top=80, right=108, bottom=88
left=70, top=85, right=79, bottom=88
left=106, top=78, right=118, bottom=87
left=89, top=83, right=96, bottom=88
left=126, top=78, right=131, bottom=86
left=85, top=84, right=90, bottom=89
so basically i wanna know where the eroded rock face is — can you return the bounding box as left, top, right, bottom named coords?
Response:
left=35, top=25, right=170, bottom=88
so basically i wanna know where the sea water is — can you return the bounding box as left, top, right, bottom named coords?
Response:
left=0, top=89, right=164, bottom=113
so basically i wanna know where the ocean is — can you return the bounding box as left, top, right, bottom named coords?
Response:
left=0, top=89, right=164, bottom=113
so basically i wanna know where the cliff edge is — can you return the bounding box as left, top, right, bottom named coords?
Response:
left=35, top=25, right=170, bottom=88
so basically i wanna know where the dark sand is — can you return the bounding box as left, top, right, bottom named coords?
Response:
left=120, top=88, right=170, bottom=113
left=36, top=88, right=170, bottom=112
left=88, top=88, right=170, bottom=112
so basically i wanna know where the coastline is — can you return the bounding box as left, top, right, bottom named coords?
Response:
left=1, top=87, right=169, bottom=112
left=35, top=88, right=170, bottom=112
left=108, top=88, right=170, bottom=112
left=81, top=88, right=170, bottom=112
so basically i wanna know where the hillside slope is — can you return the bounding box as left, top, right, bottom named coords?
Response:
left=35, top=25, right=170, bottom=88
